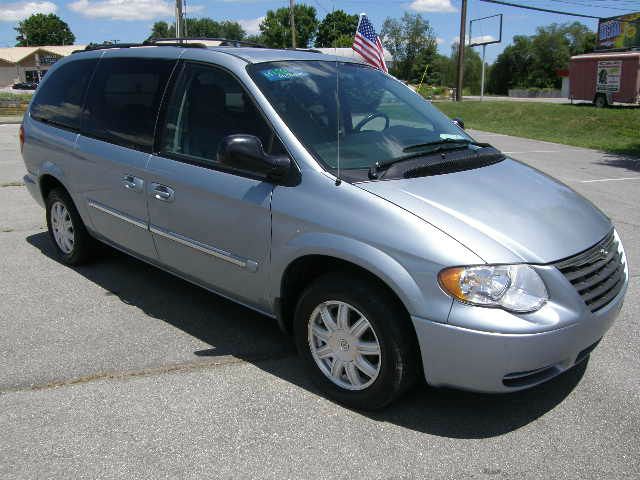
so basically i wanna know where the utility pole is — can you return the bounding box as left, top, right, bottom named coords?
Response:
left=480, top=44, right=486, bottom=100
left=289, top=0, right=297, bottom=48
left=175, top=0, right=183, bottom=39
left=455, top=0, right=468, bottom=102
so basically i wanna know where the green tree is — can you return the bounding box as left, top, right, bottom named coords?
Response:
left=487, top=21, right=595, bottom=93
left=259, top=4, right=318, bottom=48
left=148, top=19, right=245, bottom=41
left=487, top=35, right=533, bottom=94
left=380, top=13, right=437, bottom=81
left=450, top=44, right=483, bottom=94
left=15, top=13, right=75, bottom=46
left=429, top=54, right=455, bottom=87
left=149, top=21, right=172, bottom=39
left=314, top=10, right=358, bottom=48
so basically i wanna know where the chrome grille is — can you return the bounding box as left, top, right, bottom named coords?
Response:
left=553, top=230, right=625, bottom=313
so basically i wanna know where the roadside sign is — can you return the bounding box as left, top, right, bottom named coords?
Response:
left=597, top=13, right=640, bottom=50
left=596, top=60, right=622, bottom=93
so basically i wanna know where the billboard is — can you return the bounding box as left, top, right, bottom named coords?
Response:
left=597, top=13, right=640, bottom=50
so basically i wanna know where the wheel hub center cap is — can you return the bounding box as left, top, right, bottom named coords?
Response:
left=329, top=332, right=356, bottom=362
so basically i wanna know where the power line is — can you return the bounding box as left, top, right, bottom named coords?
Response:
left=548, top=0, right=640, bottom=11
left=478, top=0, right=602, bottom=18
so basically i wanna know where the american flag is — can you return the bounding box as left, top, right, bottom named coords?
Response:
left=352, top=14, right=388, bottom=73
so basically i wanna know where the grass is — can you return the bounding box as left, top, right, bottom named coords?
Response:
left=0, top=92, right=31, bottom=117
left=0, top=91, right=33, bottom=101
left=433, top=101, right=640, bottom=157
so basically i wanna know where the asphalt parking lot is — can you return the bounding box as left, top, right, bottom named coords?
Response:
left=1, top=123, right=638, bottom=479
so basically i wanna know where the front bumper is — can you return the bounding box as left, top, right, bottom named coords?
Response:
left=411, top=280, right=626, bottom=392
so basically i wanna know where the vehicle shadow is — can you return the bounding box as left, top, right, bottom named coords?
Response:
left=597, top=152, right=640, bottom=171
left=26, top=231, right=585, bottom=439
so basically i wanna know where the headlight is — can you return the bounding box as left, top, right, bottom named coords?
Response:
left=438, top=264, right=548, bottom=313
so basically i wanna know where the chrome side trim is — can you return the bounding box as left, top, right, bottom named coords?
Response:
left=150, top=224, right=257, bottom=271
left=87, top=200, right=147, bottom=230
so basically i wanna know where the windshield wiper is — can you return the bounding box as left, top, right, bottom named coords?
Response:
left=367, top=139, right=485, bottom=180
left=402, top=138, right=480, bottom=153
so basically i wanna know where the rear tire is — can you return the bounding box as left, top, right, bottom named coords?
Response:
left=594, top=93, right=608, bottom=108
left=294, top=272, right=419, bottom=410
left=45, top=188, right=96, bottom=265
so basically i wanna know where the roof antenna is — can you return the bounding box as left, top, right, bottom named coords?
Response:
left=333, top=2, right=341, bottom=186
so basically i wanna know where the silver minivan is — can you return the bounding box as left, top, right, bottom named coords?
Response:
left=21, top=42, right=628, bottom=409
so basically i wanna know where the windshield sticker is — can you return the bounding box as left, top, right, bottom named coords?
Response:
left=260, top=67, right=310, bottom=82
left=440, top=133, right=467, bottom=140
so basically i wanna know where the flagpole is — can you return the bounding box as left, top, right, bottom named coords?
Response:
left=417, top=63, right=429, bottom=96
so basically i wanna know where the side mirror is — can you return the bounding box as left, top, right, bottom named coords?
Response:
left=452, top=117, right=465, bottom=129
left=218, top=134, right=291, bottom=182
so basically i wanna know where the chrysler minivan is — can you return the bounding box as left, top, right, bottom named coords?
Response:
left=21, top=42, right=628, bottom=409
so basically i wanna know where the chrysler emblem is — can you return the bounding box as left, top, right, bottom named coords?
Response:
left=599, top=248, right=608, bottom=259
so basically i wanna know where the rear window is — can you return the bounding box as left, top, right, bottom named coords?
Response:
left=30, top=59, right=97, bottom=131
left=82, top=57, right=175, bottom=152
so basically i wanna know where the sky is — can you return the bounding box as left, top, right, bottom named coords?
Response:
left=0, top=0, right=638, bottom=62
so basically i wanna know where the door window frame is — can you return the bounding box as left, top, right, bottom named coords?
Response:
left=153, top=60, right=300, bottom=185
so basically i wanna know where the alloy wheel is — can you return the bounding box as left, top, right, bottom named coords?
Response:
left=50, top=201, right=75, bottom=254
left=308, top=300, right=382, bottom=391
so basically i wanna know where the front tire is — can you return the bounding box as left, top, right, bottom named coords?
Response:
left=294, top=272, right=419, bottom=410
left=45, top=188, right=96, bottom=265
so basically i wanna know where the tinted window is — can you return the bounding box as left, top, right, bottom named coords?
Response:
left=83, top=58, right=175, bottom=152
left=160, top=62, right=282, bottom=167
left=30, top=59, right=97, bottom=131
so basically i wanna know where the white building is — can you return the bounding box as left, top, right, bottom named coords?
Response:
left=0, top=45, right=85, bottom=87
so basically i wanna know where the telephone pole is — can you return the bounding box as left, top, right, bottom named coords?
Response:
left=455, top=0, right=468, bottom=101
left=289, top=0, right=297, bottom=48
left=175, top=0, right=183, bottom=39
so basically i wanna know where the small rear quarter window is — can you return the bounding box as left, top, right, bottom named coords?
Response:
left=30, top=58, right=97, bottom=131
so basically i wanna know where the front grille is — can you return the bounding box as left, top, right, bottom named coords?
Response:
left=553, top=230, right=625, bottom=313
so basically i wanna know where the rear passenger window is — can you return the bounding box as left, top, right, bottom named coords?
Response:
left=30, top=59, right=97, bottom=131
left=82, top=58, right=175, bottom=152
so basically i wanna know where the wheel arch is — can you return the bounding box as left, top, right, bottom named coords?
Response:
left=39, top=172, right=68, bottom=201
left=273, top=235, right=426, bottom=335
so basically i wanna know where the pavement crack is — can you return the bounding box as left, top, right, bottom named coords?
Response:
left=0, top=352, right=294, bottom=395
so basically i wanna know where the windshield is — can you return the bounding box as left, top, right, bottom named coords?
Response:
left=247, top=60, right=473, bottom=172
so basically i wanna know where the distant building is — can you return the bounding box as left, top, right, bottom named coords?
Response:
left=0, top=45, right=85, bottom=87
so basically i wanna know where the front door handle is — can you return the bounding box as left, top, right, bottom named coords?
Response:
left=122, top=175, right=144, bottom=193
left=151, top=183, right=175, bottom=202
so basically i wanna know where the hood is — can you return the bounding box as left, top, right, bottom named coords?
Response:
left=357, top=159, right=612, bottom=264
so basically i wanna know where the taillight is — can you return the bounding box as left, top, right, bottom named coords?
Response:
left=19, top=125, right=24, bottom=153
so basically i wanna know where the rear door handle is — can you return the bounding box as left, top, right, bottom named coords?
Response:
left=122, top=175, right=144, bottom=193
left=151, top=183, right=175, bottom=202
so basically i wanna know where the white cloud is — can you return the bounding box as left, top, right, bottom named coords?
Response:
left=409, top=0, right=456, bottom=13
left=436, top=37, right=444, bottom=45
left=0, top=1, right=57, bottom=22
left=237, top=16, right=264, bottom=36
left=67, top=0, right=203, bottom=21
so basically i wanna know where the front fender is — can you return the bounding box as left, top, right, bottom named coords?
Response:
left=270, top=232, right=453, bottom=322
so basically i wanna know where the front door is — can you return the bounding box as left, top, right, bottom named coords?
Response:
left=146, top=62, right=284, bottom=310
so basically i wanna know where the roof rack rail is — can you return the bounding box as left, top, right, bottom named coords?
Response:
left=148, top=37, right=266, bottom=48
left=82, top=40, right=210, bottom=52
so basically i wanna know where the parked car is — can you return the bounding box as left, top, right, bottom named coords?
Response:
left=21, top=43, right=628, bottom=409
left=12, top=81, right=38, bottom=90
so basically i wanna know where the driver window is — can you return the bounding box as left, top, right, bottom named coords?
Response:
left=160, top=62, right=283, bottom=166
